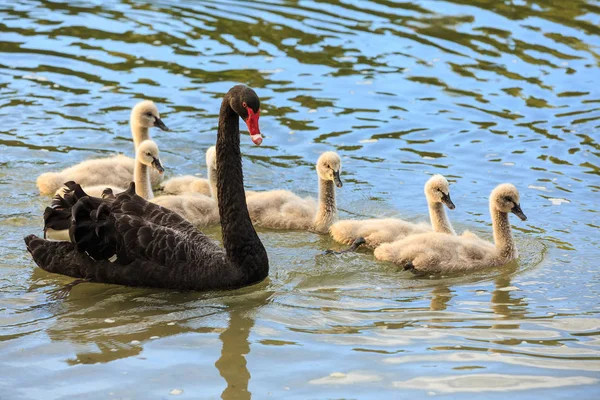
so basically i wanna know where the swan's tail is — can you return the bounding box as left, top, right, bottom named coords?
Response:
left=70, top=197, right=119, bottom=262
left=70, top=184, right=136, bottom=265
left=43, top=206, right=72, bottom=239
left=36, top=172, right=64, bottom=195
left=43, top=182, right=100, bottom=240
left=24, top=234, right=82, bottom=276
left=24, top=186, right=135, bottom=280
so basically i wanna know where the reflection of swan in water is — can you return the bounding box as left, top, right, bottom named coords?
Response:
left=29, top=265, right=271, bottom=396
left=421, top=263, right=525, bottom=331
left=429, top=285, right=453, bottom=311
left=216, top=290, right=272, bottom=400
left=490, top=263, right=527, bottom=325
left=35, top=281, right=223, bottom=365
left=426, top=262, right=524, bottom=309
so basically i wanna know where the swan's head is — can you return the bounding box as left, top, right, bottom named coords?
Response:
left=206, top=146, right=217, bottom=170
left=424, top=174, right=455, bottom=209
left=317, top=151, right=343, bottom=188
left=228, top=85, right=262, bottom=145
left=491, top=183, right=527, bottom=221
left=137, top=140, right=164, bottom=174
left=131, top=100, right=169, bottom=131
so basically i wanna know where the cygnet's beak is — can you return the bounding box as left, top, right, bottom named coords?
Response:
left=441, top=192, right=455, bottom=210
left=154, top=117, right=169, bottom=131
left=152, top=157, right=165, bottom=174
left=333, top=170, right=343, bottom=188
left=511, top=203, right=527, bottom=221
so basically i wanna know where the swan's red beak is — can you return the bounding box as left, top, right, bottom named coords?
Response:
left=245, top=107, right=262, bottom=145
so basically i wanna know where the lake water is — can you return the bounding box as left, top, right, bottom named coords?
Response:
left=1, top=0, right=599, bottom=398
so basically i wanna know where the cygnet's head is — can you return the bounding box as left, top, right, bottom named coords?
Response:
left=131, top=100, right=169, bottom=131
left=136, top=140, right=164, bottom=174
left=424, top=174, right=455, bottom=210
left=206, top=146, right=217, bottom=170
left=316, top=151, right=342, bottom=188
left=490, top=183, right=527, bottom=221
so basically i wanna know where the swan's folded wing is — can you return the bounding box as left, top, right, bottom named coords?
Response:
left=43, top=206, right=71, bottom=235
left=113, top=213, right=225, bottom=267
left=111, top=183, right=198, bottom=234
left=67, top=183, right=219, bottom=267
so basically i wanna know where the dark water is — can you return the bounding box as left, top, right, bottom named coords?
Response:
left=1, top=0, right=599, bottom=398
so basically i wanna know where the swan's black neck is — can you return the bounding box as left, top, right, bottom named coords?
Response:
left=216, top=93, right=268, bottom=283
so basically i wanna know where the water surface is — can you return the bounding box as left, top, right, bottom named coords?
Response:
left=1, top=0, right=599, bottom=398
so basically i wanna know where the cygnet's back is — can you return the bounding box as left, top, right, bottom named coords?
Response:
left=331, top=218, right=431, bottom=249
left=247, top=190, right=318, bottom=230
left=151, top=193, right=219, bottom=228
left=329, top=174, right=456, bottom=249
left=374, top=231, right=495, bottom=273
left=160, top=176, right=211, bottom=196
left=159, top=146, right=217, bottom=197
left=39, top=155, right=134, bottom=196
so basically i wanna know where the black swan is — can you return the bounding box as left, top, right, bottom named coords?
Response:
left=25, top=85, right=268, bottom=293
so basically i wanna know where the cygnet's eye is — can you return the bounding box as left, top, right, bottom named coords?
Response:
left=145, top=112, right=153, bottom=117
left=503, top=196, right=513, bottom=204
left=146, top=152, right=152, bottom=156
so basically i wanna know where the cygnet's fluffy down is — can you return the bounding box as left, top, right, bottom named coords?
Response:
left=39, top=155, right=143, bottom=196
left=374, top=183, right=527, bottom=273
left=330, top=218, right=431, bottom=249
left=160, top=147, right=217, bottom=196
left=159, top=176, right=211, bottom=196
left=247, top=190, right=319, bottom=230
left=36, top=100, right=168, bottom=195
left=374, top=231, right=496, bottom=273
left=151, top=193, right=219, bottom=228
left=246, top=152, right=343, bottom=233
left=329, top=174, right=456, bottom=249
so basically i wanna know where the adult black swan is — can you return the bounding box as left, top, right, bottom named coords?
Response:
left=24, top=85, right=268, bottom=293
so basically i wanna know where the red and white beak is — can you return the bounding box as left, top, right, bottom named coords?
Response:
left=245, top=107, right=262, bottom=145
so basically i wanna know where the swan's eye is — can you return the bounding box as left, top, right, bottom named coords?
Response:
left=146, top=152, right=151, bottom=156
left=242, top=101, right=247, bottom=108
left=503, top=196, right=513, bottom=204
left=145, top=112, right=153, bottom=117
